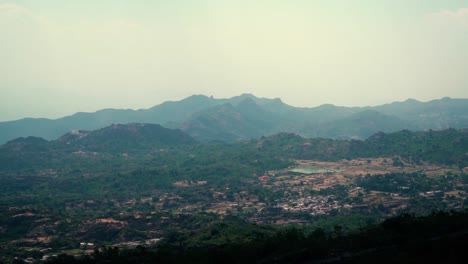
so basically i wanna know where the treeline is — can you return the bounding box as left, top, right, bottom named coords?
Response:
left=1, top=128, right=467, bottom=171
left=42, top=210, right=468, bottom=264
left=257, top=128, right=468, bottom=167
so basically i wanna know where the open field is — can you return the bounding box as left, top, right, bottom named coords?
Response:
left=289, top=157, right=463, bottom=178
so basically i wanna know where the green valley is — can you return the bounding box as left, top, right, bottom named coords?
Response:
left=0, top=125, right=466, bottom=263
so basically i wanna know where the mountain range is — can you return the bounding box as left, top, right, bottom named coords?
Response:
left=1, top=94, right=467, bottom=144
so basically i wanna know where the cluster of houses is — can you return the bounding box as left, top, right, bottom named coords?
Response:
left=276, top=195, right=344, bottom=215
left=419, top=190, right=443, bottom=197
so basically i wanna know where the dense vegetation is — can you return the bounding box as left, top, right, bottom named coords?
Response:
left=0, top=125, right=467, bottom=263
left=258, top=128, right=468, bottom=167
left=43, top=211, right=468, bottom=264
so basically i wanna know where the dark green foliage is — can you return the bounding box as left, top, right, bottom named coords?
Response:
left=258, top=128, right=468, bottom=167
left=43, top=211, right=468, bottom=264
left=356, top=172, right=437, bottom=194
left=59, top=123, right=195, bottom=152
left=360, top=128, right=468, bottom=166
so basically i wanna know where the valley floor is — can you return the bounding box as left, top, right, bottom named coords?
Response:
left=1, top=157, right=466, bottom=263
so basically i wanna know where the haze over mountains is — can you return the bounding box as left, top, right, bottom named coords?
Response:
left=1, top=94, right=467, bottom=144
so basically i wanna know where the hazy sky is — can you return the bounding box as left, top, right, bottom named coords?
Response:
left=1, top=0, right=468, bottom=121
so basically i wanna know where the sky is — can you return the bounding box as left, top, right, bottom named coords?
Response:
left=1, top=0, right=468, bottom=121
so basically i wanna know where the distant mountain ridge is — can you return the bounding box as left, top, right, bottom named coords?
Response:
left=1, top=94, right=467, bottom=143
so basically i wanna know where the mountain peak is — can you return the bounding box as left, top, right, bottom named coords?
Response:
left=183, top=94, right=211, bottom=102
left=404, top=98, right=421, bottom=103
left=2, top=136, right=49, bottom=152
left=318, top=103, right=337, bottom=109
left=6, top=136, right=48, bottom=145
left=58, top=123, right=195, bottom=152
left=238, top=93, right=256, bottom=98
